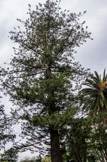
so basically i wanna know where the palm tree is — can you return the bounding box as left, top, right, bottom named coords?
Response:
left=79, top=70, right=107, bottom=161
left=80, top=69, right=107, bottom=116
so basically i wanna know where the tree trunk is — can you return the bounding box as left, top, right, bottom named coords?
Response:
left=45, top=41, right=62, bottom=161
left=50, top=128, right=62, bottom=162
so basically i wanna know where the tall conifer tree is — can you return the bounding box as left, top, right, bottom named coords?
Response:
left=0, top=0, right=91, bottom=161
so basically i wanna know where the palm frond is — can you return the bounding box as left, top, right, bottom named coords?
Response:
left=81, top=69, right=107, bottom=116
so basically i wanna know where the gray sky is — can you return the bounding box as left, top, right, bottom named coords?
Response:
left=0, top=0, right=107, bottom=160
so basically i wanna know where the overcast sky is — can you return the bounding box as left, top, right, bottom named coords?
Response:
left=0, top=0, right=107, bottom=160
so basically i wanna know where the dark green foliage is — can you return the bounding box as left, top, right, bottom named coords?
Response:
left=0, top=0, right=91, bottom=161
left=0, top=148, right=18, bottom=162
left=61, top=116, right=107, bottom=162
left=65, top=118, right=91, bottom=162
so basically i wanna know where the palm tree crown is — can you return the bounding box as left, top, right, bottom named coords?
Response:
left=81, top=69, right=107, bottom=115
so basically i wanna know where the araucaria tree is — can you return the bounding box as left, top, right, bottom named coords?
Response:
left=0, top=0, right=91, bottom=161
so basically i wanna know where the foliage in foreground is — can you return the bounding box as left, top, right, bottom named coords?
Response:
left=63, top=115, right=107, bottom=162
